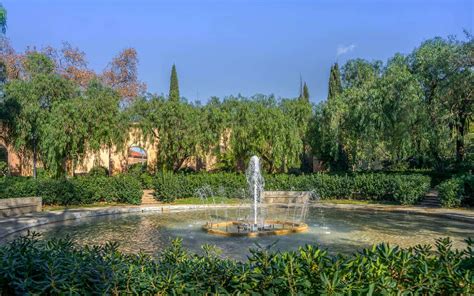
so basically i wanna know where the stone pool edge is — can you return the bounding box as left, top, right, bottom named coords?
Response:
left=1, top=203, right=473, bottom=240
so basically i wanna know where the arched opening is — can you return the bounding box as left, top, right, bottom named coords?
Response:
left=0, top=144, right=8, bottom=176
left=127, top=146, right=148, bottom=172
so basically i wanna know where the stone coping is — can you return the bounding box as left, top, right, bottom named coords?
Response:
left=0, top=202, right=473, bottom=241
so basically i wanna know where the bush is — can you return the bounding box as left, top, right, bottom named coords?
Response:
left=126, top=163, right=154, bottom=189
left=438, top=174, right=474, bottom=208
left=154, top=172, right=245, bottom=202
left=0, top=175, right=142, bottom=205
left=0, top=161, right=8, bottom=177
left=88, top=166, right=109, bottom=177
left=153, top=172, right=431, bottom=205
left=0, top=234, right=472, bottom=294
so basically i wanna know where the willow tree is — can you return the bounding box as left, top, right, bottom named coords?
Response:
left=133, top=97, right=202, bottom=172
left=85, top=80, right=127, bottom=175
left=4, top=53, right=77, bottom=177
left=219, top=96, right=303, bottom=172
left=410, top=35, right=473, bottom=165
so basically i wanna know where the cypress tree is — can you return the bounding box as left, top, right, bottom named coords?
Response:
left=302, top=82, right=310, bottom=101
left=169, top=64, right=180, bottom=101
left=327, top=63, right=342, bottom=100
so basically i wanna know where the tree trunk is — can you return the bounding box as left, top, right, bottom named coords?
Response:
left=455, top=117, right=466, bottom=163
left=32, top=137, right=37, bottom=179
left=108, top=144, right=112, bottom=176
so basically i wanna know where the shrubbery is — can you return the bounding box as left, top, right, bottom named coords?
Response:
left=154, top=173, right=431, bottom=205
left=437, top=174, right=474, bottom=208
left=0, top=234, right=472, bottom=294
left=0, top=175, right=142, bottom=205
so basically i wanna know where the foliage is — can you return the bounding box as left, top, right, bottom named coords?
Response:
left=327, top=62, right=342, bottom=100
left=0, top=4, right=6, bottom=34
left=0, top=175, right=142, bottom=205
left=87, top=165, right=109, bottom=177
left=0, top=234, right=472, bottom=294
left=169, top=63, right=180, bottom=101
left=311, top=34, right=473, bottom=171
left=101, top=48, right=145, bottom=102
left=437, top=174, right=474, bottom=207
left=0, top=160, right=7, bottom=177
left=153, top=172, right=430, bottom=205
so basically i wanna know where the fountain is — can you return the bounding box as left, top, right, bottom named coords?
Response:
left=202, top=155, right=309, bottom=237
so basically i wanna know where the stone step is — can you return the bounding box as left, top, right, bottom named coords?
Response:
left=141, top=189, right=160, bottom=205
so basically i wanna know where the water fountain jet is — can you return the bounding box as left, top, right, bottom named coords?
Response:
left=202, top=156, right=308, bottom=237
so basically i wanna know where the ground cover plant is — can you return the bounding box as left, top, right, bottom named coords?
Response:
left=0, top=233, right=472, bottom=295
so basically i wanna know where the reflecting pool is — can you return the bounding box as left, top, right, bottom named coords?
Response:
left=5, top=207, right=473, bottom=260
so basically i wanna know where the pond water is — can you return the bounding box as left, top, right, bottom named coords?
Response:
left=5, top=207, right=473, bottom=260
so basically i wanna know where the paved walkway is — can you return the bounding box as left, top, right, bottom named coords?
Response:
left=1, top=202, right=473, bottom=241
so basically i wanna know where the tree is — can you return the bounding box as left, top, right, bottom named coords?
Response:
left=85, top=80, right=126, bottom=175
left=169, top=64, right=180, bottom=101
left=0, top=4, right=6, bottom=34
left=133, top=97, right=201, bottom=172
left=410, top=35, right=474, bottom=165
left=220, top=96, right=304, bottom=172
left=4, top=53, right=77, bottom=177
left=327, top=63, right=342, bottom=100
left=302, top=82, right=310, bottom=101
left=102, top=48, right=145, bottom=103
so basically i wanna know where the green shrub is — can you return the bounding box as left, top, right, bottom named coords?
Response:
left=88, top=166, right=109, bottom=176
left=154, top=172, right=246, bottom=202
left=437, top=174, right=474, bottom=208
left=125, top=163, right=155, bottom=189
left=0, top=175, right=142, bottom=205
left=0, top=234, right=472, bottom=295
left=153, top=173, right=430, bottom=205
left=0, top=161, right=8, bottom=177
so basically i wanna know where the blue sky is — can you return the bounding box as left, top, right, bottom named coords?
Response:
left=2, top=0, right=472, bottom=102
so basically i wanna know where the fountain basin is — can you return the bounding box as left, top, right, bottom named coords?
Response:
left=202, top=220, right=308, bottom=237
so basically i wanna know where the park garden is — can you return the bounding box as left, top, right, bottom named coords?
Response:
left=0, top=3, right=473, bottom=294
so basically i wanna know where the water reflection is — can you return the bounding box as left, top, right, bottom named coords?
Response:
left=4, top=207, right=473, bottom=260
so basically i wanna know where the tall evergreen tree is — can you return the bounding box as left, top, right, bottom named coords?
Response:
left=169, top=64, right=180, bottom=101
left=302, top=82, right=310, bottom=101
left=327, top=63, right=342, bottom=100
left=0, top=4, right=6, bottom=34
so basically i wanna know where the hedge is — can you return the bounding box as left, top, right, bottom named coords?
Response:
left=437, top=174, right=474, bottom=208
left=0, top=175, right=142, bottom=205
left=0, top=234, right=472, bottom=294
left=154, top=173, right=431, bottom=205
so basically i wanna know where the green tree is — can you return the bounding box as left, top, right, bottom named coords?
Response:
left=85, top=80, right=127, bottom=176
left=327, top=63, right=342, bottom=100
left=302, top=82, right=310, bottom=101
left=410, top=35, right=473, bottom=165
left=4, top=54, right=77, bottom=177
left=133, top=97, right=201, bottom=172
left=0, top=4, right=6, bottom=34
left=169, top=64, right=180, bottom=101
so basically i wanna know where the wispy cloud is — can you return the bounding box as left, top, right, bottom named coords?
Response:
left=336, top=44, right=356, bottom=57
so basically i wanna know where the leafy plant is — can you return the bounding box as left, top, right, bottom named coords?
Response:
left=0, top=234, right=472, bottom=294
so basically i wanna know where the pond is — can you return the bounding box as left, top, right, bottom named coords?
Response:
left=5, top=207, right=473, bottom=260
